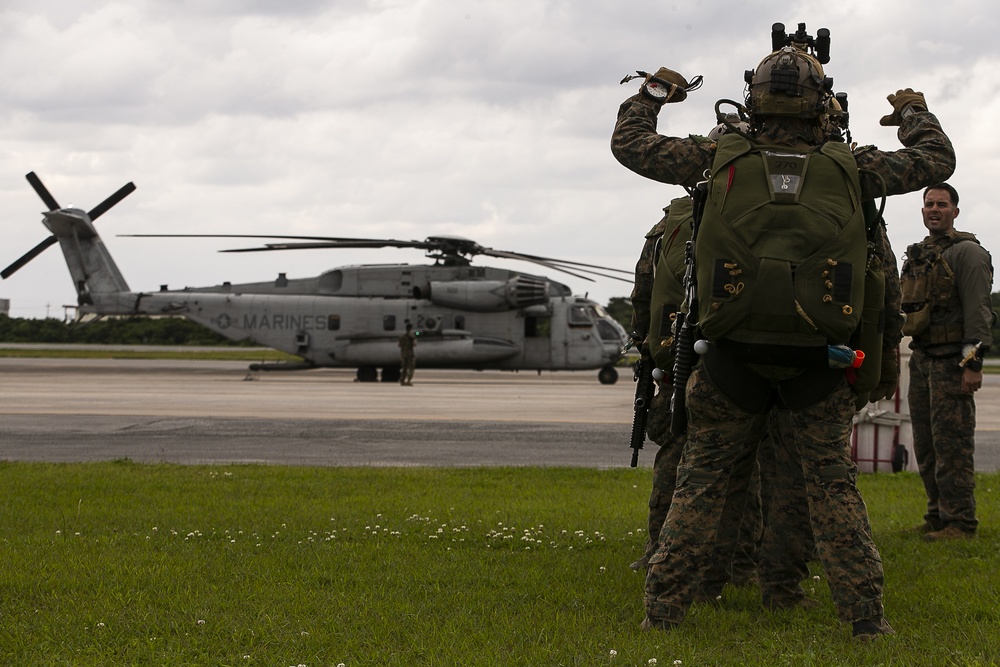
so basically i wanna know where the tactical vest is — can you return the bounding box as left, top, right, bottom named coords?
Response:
left=648, top=196, right=693, bottom=370
left=899, top=232, right=980, bottom=343
left=695, top=134, right=868, bottom=371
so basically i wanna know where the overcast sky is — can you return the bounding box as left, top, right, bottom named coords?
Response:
left=1, top=0, right=997, bottom=319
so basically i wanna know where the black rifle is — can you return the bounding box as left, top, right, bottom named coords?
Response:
left=629, top=342, right=655, bottom=467
left=669, top=181, right=708, bottom=435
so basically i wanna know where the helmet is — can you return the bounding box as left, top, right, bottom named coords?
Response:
left=744, top=46, right=833, bottom=119
left=708, top=114, right=750, bottom=140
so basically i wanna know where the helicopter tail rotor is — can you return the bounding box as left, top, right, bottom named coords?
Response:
left=2, top=172, right=136, bottom=280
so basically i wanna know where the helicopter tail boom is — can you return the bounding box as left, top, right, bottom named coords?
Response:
left=3, top=172, right=134, bottom=308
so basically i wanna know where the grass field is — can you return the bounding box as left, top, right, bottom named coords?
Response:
left=1, top=463, right=998, bottom=666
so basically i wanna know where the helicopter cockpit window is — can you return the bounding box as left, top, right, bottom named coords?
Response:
left=568, top=305, right=593, bottom=327
left=327, top=315, right=341, bottom=331
left=383, top=315, right=396, bottom=331
left=588, top=305, right=610, bottom=320
left=596, top=319, right=620, bottom=342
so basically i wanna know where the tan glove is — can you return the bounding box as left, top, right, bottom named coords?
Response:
left=879, top=89, right=928, bottom=126
left=646, top=67, right=696, bottom=103
left=867, top=350, right=899, bottom=402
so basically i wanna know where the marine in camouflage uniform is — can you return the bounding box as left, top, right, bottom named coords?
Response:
left=631, top=202, right=762, bottom=593
left=902, top=184, right=993, bottom=540
left=756, top=117, right=906, bottom=611
left=611, top=58, right=955, bottom=637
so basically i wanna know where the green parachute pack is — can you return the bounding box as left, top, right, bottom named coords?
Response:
left=647, top=196, right=693, bottom=371
left=648, top=133, right=886, bottom=395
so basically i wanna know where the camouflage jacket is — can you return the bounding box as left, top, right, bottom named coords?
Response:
left=610, top=93, right=956, bottom=199
left=611, top=93, right=953, bottom=352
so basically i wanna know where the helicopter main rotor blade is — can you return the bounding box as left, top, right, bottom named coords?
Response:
left=120, top=234, right=436, bottom=250
left=121, top=233, right=421, bottom=243
left=25, top=171, right=60, bottom=211
left=88, top=182, right=136, bottom=221
left=219, top=240, right=437, bottom=253
left=484, top=249, right=632, bottom=282
left=1, top=236, right=59, bottom=279
left=480, top=248, right=634, bottom=276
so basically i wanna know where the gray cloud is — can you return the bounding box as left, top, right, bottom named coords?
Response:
left=1, top=0, right=998, bottom=317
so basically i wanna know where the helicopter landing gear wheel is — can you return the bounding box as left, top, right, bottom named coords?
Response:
left=381, top=366, right=401, bottom=383
left=356, top=365, right=378, bottom=383
left=598, top=365, right=619, bottom=385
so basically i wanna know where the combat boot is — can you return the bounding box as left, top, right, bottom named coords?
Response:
left=640, top=617, right=679, bottom=631
left=852, top=617, right=895, bottom=640
left=923, top=525, right=975, bottom=541
left=910, top=520, right=941, bottom=534
left=763, top=595, right=819, bottom=611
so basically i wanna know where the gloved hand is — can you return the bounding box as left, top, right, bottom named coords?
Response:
left=879, top=88, right=927, bottom=126
left=867, top=351, right=899, bottom=402
left=646, top=67, right=696, bottom=103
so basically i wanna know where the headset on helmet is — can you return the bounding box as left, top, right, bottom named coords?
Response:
left=744, top=46, right=833, bottom=119
left=708, top=114, right=750, bottom=141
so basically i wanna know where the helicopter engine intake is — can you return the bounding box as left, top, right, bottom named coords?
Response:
left=428, top=275, right=549, bottom=312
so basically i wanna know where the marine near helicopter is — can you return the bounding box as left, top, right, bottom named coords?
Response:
left=2, top=172, right=632, bottom=384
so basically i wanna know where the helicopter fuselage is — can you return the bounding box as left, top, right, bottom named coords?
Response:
left=87, top=262, right=628, bottom=380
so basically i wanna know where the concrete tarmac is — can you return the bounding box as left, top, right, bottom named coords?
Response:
left=1, top=356, right=998, bottom=471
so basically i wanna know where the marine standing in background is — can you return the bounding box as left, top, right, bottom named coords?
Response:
left=398, top=322, right=417, bottom=386
left=610, top=25, right=955, bottom=639
left=629, top=189, right=762, bottom=595
left=901, top=183, right=994, bottom=540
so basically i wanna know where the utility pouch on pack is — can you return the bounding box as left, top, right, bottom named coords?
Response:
left=848, top=254, right=885, bottom=395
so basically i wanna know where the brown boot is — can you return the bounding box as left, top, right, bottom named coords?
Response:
left=640, top=617, right=679, bottom=631
left=852, top=617, right=895, bottom=640
left=923, top=525, right=975, bottom=542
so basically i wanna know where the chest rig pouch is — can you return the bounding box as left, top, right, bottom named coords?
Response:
left=899, top=237, right=971, bottom=338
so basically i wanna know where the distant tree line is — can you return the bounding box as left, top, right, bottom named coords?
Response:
left=0, top=315, right=248, bottom=346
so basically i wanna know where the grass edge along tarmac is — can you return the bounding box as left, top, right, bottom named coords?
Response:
left=0, top=462, right=998, bottom=666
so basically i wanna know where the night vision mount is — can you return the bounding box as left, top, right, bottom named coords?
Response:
left=770, top=22, right=831, bottom=64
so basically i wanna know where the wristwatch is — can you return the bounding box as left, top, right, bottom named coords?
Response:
left=642, top=78, right=672, bottom=102
left=900, top=104, right=924, bottom=120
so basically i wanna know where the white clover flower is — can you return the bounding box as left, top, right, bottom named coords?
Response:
left=610, top=649, right=618, bottom=657
left=197, top=619, right=206, bottom=625
left=648, top=659, right=658, bottom=665
left=674, top=661, right=683, bottom=666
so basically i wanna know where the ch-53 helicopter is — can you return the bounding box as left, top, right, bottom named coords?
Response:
left=3, top=172, right=632, bottom=383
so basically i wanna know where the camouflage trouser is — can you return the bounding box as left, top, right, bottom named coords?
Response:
left=400, top=355, right=415, bottom=384
left=757, top=410, right=816, bottom=606
left=908, top=349, right=978, bottom=532
left=645, top=366, right=883, bottom=625
left=642, top=387, right=763, bottom=593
